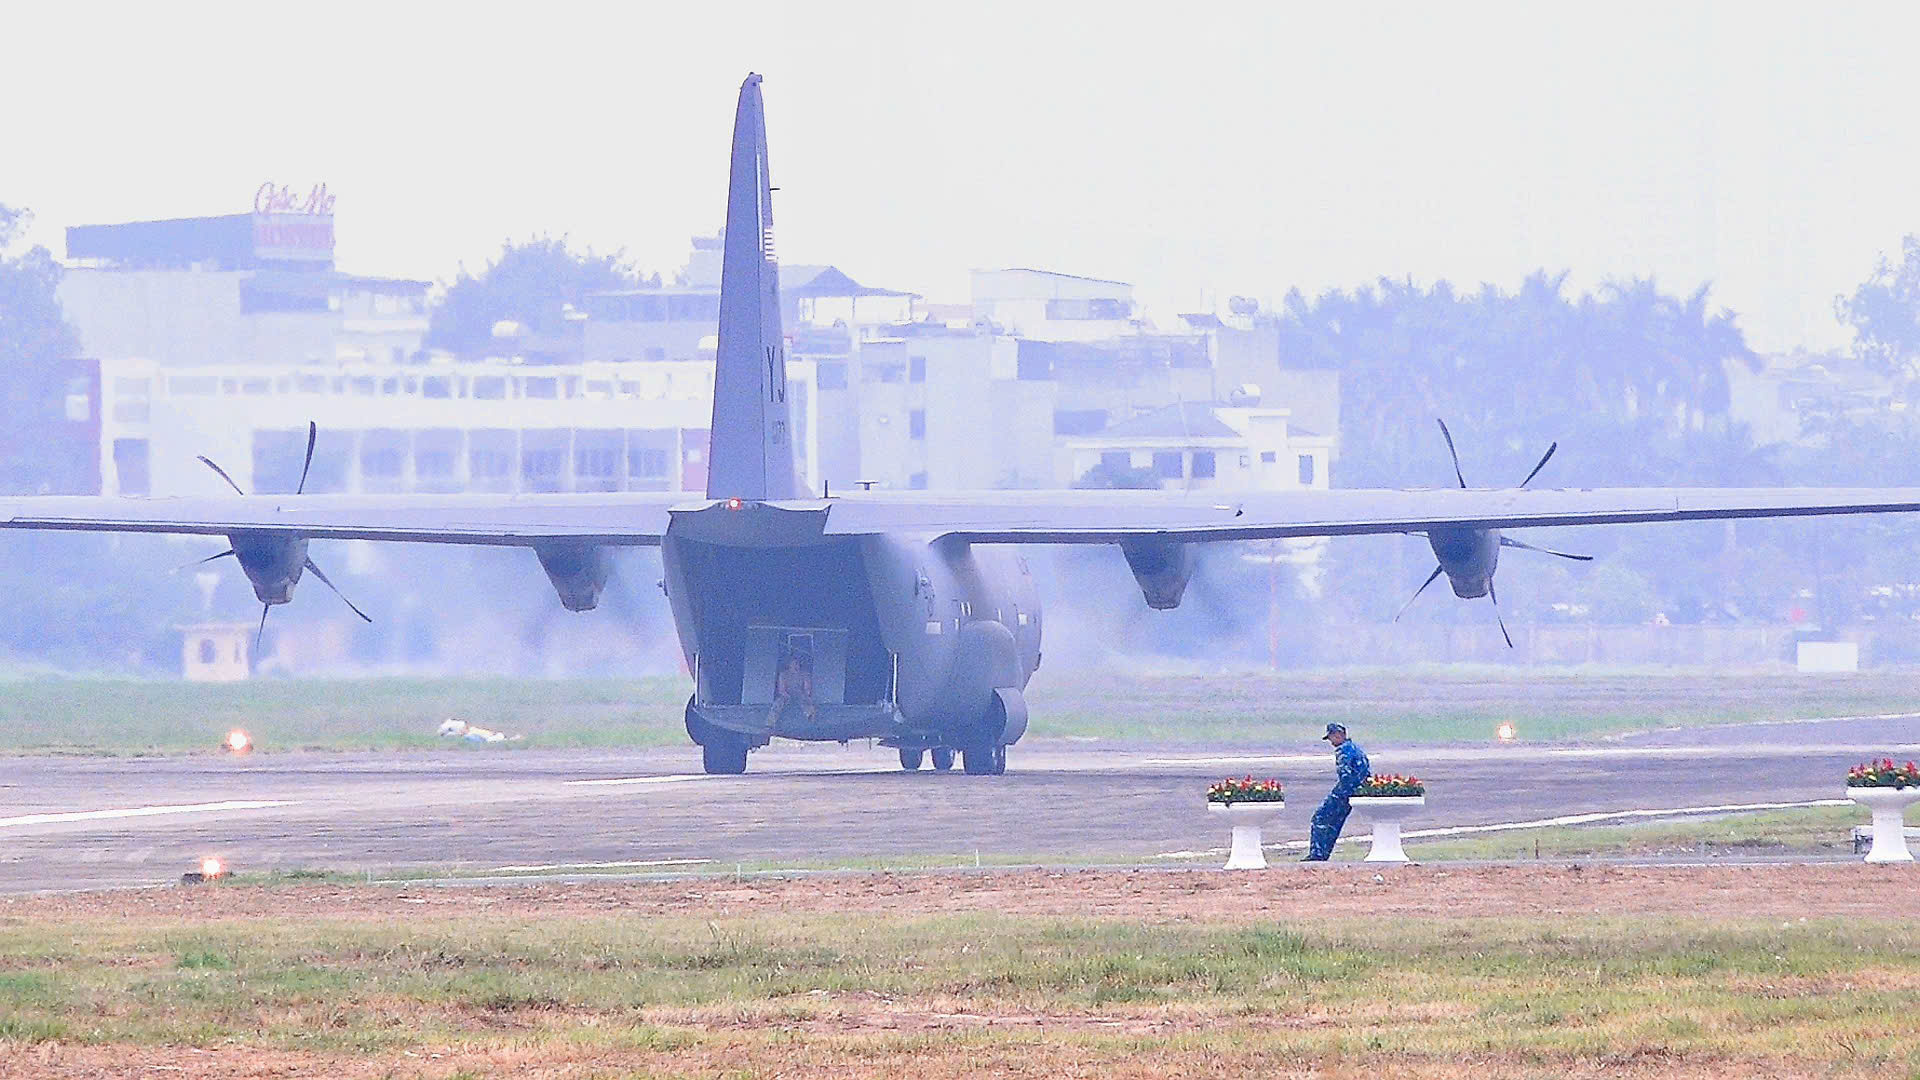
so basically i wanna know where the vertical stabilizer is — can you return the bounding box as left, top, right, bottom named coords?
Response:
left=707, top=73, right=797, bottom=501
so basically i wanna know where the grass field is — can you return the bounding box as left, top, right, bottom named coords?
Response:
left=1, top=665, right=1915, bottom=753
left=2, top=868, right=1918, bottom=1078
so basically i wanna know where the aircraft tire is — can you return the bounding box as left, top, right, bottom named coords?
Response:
left=899, top=747, right=925, bottom=771
left=962, top=744, right=998, bottom=775
left=990, top=745, right=1007, bottom=775
left=702, top=739, right=749, bottom=775
left=930, top=747, right=955, bottom=771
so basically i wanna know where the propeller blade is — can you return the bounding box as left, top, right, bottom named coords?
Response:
left=303, top=558, right=373, bottom=623
left=1517, top=441, right=1558, bottom=489
left=172, top=549, right=236, bottom=574
left=295, top=421, right=318, bottom=494
left=1499, top=536, right=1593, bottom=561
left=255, top=603, right=271, bottom=650
left=197, top=456, right=245, bottom=496
left=1489, top=581, right=1514, bottom=649
left=1393, top=565, right=1446, bottom=623
left=1435, top=419, right=1466, bottom=488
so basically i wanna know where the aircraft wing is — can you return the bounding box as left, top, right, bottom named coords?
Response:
left=0, top=492, right=686, bottom=546
left=7, top=486, right=1920, bottom=549
left=809, top=486, right=1920, bottom=543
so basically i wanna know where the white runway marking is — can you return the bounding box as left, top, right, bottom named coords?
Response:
left=488, top=857, right=712, bottom=872
left=566, top=774, right=717, bottom=788
left=1146, top=745, right=1920, bottom=767
left=1615, top=711, right=1920, bottom=740
left=0, top=800, right=294, bottom=829
left=1155, top=798, right=1853, bottom=857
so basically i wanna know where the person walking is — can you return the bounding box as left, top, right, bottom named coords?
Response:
left=1303, top=723, right=1370, bottom=861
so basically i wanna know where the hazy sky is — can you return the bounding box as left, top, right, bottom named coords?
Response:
left=7, top=1, right=1919, bottom=352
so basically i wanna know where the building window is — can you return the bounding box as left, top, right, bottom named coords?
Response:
left=910, top=410, right=926, bottom=439
left=1298, top=454, right=1316, bottom=485
left=575, top=447, right=618, bottom=479
left=524, top=377, right=557, bottom=399
left=199, top=639, right=217, bottom=665
left=1192, top=451, right=1216, bottom=479
left=909, top=355, right=926, bottom=382
left=1239, top=454, right=1251, bottom=468
left=1261, top=450, right=1277, bottom=464
left=909, top=472, right=928, bottom=489
left=1100, top=451, right=1131, bottom=473
left=818, top=361, right=848, bottom=390
left=1044, top=298, right=1129, bottom=320
left=630, top=447, right=668, bottom=477
left=471, top=450, right=512, bottom=479
left=362, top=447, right=403, bottom=479
left=417, top=451, right=454, bottom=478
left=522, top=449, right=565, bottom=491
left=1153, top=451, right=1183, bottom=479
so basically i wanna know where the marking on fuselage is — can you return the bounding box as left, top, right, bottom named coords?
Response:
left=925, top=621, right=943, bottom=635
left=0, top=800, right=295, bottom=829
left=565, top=774, right=719, bottom=788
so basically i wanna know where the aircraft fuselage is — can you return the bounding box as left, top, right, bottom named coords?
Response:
left=661, top=503, right=1040, bottom=764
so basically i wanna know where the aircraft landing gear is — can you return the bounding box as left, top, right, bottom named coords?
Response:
left=687, top=696, right=750, bottom=775
left=899, top=746, right=925, bottom=771
left=962, top=744, right=1006, bottom=776
left=930, top=747, right=955, bottom=772
left=702, top=738, right=749, bottom=775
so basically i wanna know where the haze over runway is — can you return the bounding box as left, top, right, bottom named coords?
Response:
left=3, top=713, right=1913, bottom=894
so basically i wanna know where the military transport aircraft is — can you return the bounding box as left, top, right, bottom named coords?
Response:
left=8, top=73, right=1920, bottom=776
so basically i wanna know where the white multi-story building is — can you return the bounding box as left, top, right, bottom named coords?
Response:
left=95, top=354, right=820, bottom=499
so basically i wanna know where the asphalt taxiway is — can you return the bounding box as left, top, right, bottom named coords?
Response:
left=1, top=714, right=1915, bottom=892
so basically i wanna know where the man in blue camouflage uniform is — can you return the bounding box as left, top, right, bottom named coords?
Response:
left=1303, top=723, right=1370, bottom=860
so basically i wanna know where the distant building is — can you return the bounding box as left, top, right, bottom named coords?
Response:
left=178, top=622, right=251, bottom=682
left=971, top=268, right=1134, bottom=342
left=93, top=353, right=821, bottom=498
left=59, top=188, right=430, bottom=369
left=1058, top=400, right=1334, bottom=492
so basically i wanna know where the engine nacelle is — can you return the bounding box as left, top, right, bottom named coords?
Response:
left=1119, top=538, right=1193, bottom=610
left=535, top=541, right=611, bottom=612
left=229, top=532, right=309, bottom=606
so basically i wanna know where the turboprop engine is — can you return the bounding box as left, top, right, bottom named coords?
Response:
left=1119, top=538, right=1193, bottom=610
left=534, top=540, right=612, bottom=612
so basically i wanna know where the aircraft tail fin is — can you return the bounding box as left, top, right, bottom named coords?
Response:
left=706, top=73, right=797, bottom=502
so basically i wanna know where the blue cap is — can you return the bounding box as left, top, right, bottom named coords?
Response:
left=1322, top=723, right=1347, bottom=740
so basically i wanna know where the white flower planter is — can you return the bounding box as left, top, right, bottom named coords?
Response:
left=1848, top=785, right=1920, bottom=863
left=1207, top=801, right=1285, bottom=870
left=1348, top=795, right=1426, bottom=863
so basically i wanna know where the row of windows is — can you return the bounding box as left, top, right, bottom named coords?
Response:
left=584, top=293, right=723, bottom=323
left=153, top=371, right=710, bottom=402
left=1101, top=449, right=1318, bottom=484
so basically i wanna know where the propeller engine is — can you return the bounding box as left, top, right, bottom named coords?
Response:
left=1394, top=419, right=1592, bottom=647
left=534, top=539, right=613, bottom=612
left=190, top=422, right=372, bottom=645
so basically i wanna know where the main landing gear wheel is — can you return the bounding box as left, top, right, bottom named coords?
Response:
left=930, top=747, right=955, bottom=772
left=962, top=744, right=1006, bottom=776
left=702, top=739, right=749, bottom=775
left=899, top=747, right=925, bottom=771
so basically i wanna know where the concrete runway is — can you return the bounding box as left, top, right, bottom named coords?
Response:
left=3, top=715, right=1917, bottom=893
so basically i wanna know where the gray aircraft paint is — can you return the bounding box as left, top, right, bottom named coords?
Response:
left=706, top=74, right=797, bottom=503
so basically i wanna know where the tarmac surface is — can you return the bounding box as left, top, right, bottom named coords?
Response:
left=2, top=714, right=1918, bottom=893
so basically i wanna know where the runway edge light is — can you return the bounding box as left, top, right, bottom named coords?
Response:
left=182, top=856, right=228, bottom=885
left=224, top=729, right=253, bottom=754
